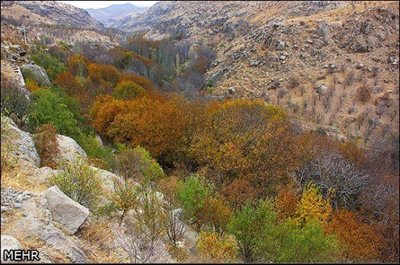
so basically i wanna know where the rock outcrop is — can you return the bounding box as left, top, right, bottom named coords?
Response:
left=56, top=135, right=87, bottom=165
left=44, top=186, right=90, bottom=235
left=20, top=63, right=51, bottom=87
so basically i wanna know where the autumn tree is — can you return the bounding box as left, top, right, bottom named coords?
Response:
left=295, top=182, right=332, bottom=225
left=113, top=80, right=146, bottom=100
left=196, top=232, right=238, bottom=263
left=33, top=123, right=60, bottom=169
left=325, top=209, right=383, bottom=262
left=276, top=184, right=299, bottom=220
left=67, top=54, right=90, bottom=77
left=196, top=196, right=233, bottom=234
left=221, top=178, right=258, bottom=208
left=190, top=99, right=302, bottom=199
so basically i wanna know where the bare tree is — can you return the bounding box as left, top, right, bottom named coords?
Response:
left=163, top=203, right=186, bottom=247
left=293, top=151, right=372, bottom=209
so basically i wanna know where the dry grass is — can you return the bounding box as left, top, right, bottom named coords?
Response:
left=78, top=220, right=121, bottom=263
left=1, top=168, right=49, bottom=193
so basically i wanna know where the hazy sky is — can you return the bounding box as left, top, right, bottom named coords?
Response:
left=61, top=1, right=158, bottom=9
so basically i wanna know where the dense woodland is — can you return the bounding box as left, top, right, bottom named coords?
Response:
left=1, top=39, right=399, bottom=263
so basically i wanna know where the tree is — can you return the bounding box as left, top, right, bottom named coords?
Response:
left=293, top=151, right=371, bottom=209
left=227, top=199, right=276, bottom=262
left=196, top=196, right=233, bottom=233
left=114, top=189, right=166, bottom=263
left=295, top=182, right=332, bottom=225
left=67, top=54, right=90, bottom=77
left=27, top=88, right=82, bottom=140
left=221, top=178, right=258, bottom=208
left=276, top=184, right=299, bottom=220
left=270, top=220, right=339, bottom=263
left=113, top=80, right=146, bottom=100
left=177, top=174, right=212, bottom=229
left=190, top=99, right=301, bottom=199
left=196, top=232, right=238, bottom=263
left=31, top=49, right=66, bottom=80
left=325, top=209, right=383, bottom=262
left=1, top=75, right=30, bottom=125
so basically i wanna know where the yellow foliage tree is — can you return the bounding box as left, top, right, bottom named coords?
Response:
left=295, top=182, right=332, bottom=225
left=196, top=231, right=238, bottom=263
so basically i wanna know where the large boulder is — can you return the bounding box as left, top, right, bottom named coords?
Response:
left=55, top=135, right=87, bottom=165
left=20, top=64, right=51, bottom=87
left=1, top=116, right=40, bottom=168
left=13, top=193, right=87, bottom=263
left=44, top=186, right=89, bottom=235
left=1, top=235, right=23, bottom=262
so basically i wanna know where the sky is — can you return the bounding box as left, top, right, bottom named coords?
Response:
left=61, top=1, right=158, bottom=9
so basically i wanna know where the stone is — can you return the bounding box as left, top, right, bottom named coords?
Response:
left=228, top=87, right=236, bottom=94
left=20, top=64, right=51, bottom=87
left=44, top=186, right=89, bottom=235
left=1, top=116, right=41, bottom=168
left=276, top=40, right=286, bottom=50
left=55, top=135, right=87, bottom=165
left=1, top=235, right=23, bottom=262
left=356, top=63, right=364, bottom=69
left=249, top=59, right=261, bottom=66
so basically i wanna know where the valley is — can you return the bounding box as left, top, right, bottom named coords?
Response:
left=1, top=1, right=399, bottom=264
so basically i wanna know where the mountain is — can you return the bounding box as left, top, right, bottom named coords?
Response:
left=120, top=0, right=399, bottom=144
left=1, top=1, right=104, bottom=29
left=1, top=1, right=117, bottom=48
left=87, top=3, right=148, bottom=27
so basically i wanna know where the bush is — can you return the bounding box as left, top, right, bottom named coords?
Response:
left=31, top=50, right=66, bottom=80
left=196, top=231, right=238, bottom=262
left=116, top=146, right=164, bottom=184
left=50, top=158, right=102, bottom=211
left=110, top=179, right=140, bottom=223
left=33, top=123, right=60, bottom=169
left=67, top=54, right=90, bottom=77
left=77, top=133, right=115, bottom=170
left=27, top=88, right=82, bottom=139
left=178, top=174, right=212, bottom=227
left=113, top=80, right=146, bottom=100
left=25, top=79, right=42, bottom=92
left=356, top=84, right=371, bottom=104
left=1, top=75, right=30, bottom=123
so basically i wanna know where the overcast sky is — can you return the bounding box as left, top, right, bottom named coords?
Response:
left=61, top=1, right=158, bottom=9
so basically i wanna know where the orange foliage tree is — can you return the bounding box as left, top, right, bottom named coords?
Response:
left=88, top=63, right=121, bottom=89
left=190, top=99, right=303, bottom=200
left=325, top=209, right=383, bottom=262
left=276, top=184, right=300, bottom=220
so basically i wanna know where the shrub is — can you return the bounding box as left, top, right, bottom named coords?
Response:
left=113, top=80, right=146, bottom=100
left=356, top=84, right=371, bottom=104
left=196, top=231, right=238, bottom=262
left=33, top=123, right=60, bottom=169
left=50, top=159, right=102, bottom=211
left=31, top=50, right=66, bottom=80
left=120, top=73, right=154, bottom=90
left=196, top=196, right=233, bottom=233
left=1, top=75, right=30, bottom=123
left=27, top=88, right=82, bottom=140
left=111, top=179, right=140, bottom=224
left=177, top=174, right=212, bottom=227
left=77, top=133, right=115, bottom=170
left=25, top=79, right=42, bottom=92
left=116, top=146, right=164, bottom=185
left=88, top=63, right=120, bottom=87
left=227, top=199, right=277, bottom=262
left=157, top=176, right=183, bottom=205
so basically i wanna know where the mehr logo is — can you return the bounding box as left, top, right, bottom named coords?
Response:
left=2, top=249, right=40, bottom=262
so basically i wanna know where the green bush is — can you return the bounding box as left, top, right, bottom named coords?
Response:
left=31, top=50, right=66, bottom=80
left=178, top=174, right=212, bottom=222
left=27, top=88, right=82, bottom=139
left=116, top=146, right=164, bottom=184
left=77, top=133, right=115, bottom=170
left=50, top=158, right=102, bottom=211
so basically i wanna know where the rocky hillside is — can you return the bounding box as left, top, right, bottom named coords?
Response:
left=1, top=1, right=103, bottom=29
left=124, top=0, right=400, bottom=146
left=1, top=1, right=117, bottom=48
left=87, top=3, right=148, bottom=28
